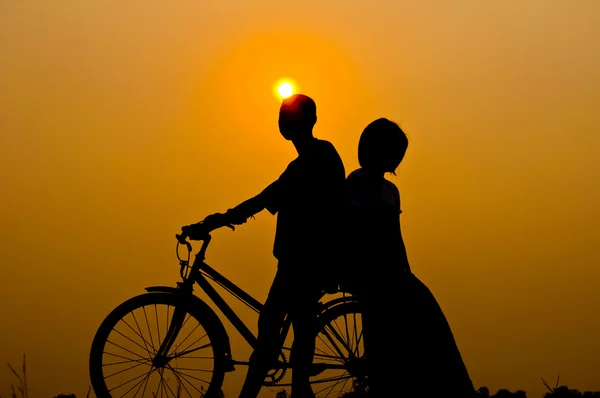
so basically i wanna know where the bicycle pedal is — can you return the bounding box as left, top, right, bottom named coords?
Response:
left=224, top=364, right=236, bottom=372
left=223, top=357, right=236, bottom=372
left=310, top=363, right=327, bottom=376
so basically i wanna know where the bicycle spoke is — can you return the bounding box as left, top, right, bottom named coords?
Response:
left=166, top=364, right=206, bottom=395
left=317, top=323, right=343, bottom=360
left=158, top=368, right=172, bottom=398
left=140, top=370, right=152, bottom=398
left=130, top=311, right=155, bottom=357
left=168, top=366, right=215, bottom=374
left=178, top=312, right=194, bottom=332
left=159, top=369, right=178, bottom=398
left=313, top=373, right=354, bottom=385
left=327, top=319, right=355, bottom=358
left=163, top=310, right=194, bottom=347
left=167, top=366, right=194, bottom=398
left=176, top=355, right=213, bottom=360
left=106, top=340, right=149, bottom=362
left=315, top=329, right=340, bottom=359
left=343, top=312, right=351, bottom=355
left=109, top=367, right=152, bottom=393
left=120, top=367, right=156, bottom=398
left=313, top=350, right=343, bottom=362
left=167, top=312, right=195, bottom=355
left=131, top=369, right=154, bottom=398
left=166, top=305, right=170, bottom=343
left=142, top=306, right=156, bottom=350
left=353, top=318, right=363, bottom=357
left=168, top=366, right=212, bottom=385
left=170, top=321, right=202, bottom=354
left=112, top=327, right=155, bottom=359
left=352, top=311, right=360, bottom=357
left=318, top=326, right=347, bottom=362
left=103, top=352, right=151, bottom=367
left=155, top=304, right=162, bottom=348
left=334, top=310, right=360, bottom=358
left=334, top=377, right=353, bottom=398
left=154, top=368, right=163, bottom=398
left=104, top=359, right=148, bottom=380
left=313, top=373, right=352, bottom=397
left=172, top=337, right=211, bottom=358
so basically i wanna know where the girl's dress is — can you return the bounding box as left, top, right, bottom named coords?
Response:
left=344, top=168, right=476, bottom=397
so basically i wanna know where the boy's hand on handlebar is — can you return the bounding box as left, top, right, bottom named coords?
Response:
left=181, top=222, right=207, bottom=241
left=180, top=212, right=241, bottom=241
left=224, top=208, right=249, bottom=225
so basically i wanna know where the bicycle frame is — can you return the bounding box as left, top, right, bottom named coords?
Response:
left=193, top=258, right=295, bottom=364
left=149, top=233, right=300, bottom=368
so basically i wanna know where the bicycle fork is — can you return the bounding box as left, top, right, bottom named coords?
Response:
left=151, top=288, right=192, bottom=369
left=152, top=307, right=186, bottom=368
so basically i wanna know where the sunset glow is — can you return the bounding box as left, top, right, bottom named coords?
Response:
left=2, top=2, right=600, bottom=398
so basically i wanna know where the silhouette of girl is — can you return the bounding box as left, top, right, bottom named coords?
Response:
left=343, top=118, right=476, bottom=397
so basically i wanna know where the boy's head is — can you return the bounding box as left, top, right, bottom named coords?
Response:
left=358, top=118, right=408, bottom=175
left=278, top=94, right=317, bottom=141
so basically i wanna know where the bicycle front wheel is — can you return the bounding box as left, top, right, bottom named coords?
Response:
left=310, top=299, right=367, bottom=397
left=89, top=292, right=228, bottom=398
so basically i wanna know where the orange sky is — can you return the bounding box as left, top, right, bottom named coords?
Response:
left=1, top=1, right=599, bottom=397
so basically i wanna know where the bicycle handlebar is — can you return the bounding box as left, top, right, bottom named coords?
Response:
left=173, top=217, right=235, bottom=280
left=177, top=220, right=236, bottom=246
left=175, top=233, right=193, bottom=250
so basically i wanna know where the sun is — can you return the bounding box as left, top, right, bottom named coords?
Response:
left=273, top=78, right=298, bottom=101
left=277, top=82, right=294, bottom=99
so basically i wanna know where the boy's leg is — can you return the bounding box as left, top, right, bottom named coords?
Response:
left=239, top=266, right=290, bottom=398
left=288, top=286, right=321, bottom=398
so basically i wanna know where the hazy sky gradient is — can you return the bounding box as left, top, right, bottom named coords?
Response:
left=1, top=1, right=599, bottom=397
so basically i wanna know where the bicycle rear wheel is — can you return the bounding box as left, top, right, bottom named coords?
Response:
left=310, top=299, right=366, bottom=397
left=89, top=292, right=229, bottom=398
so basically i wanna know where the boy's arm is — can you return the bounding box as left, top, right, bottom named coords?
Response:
left=224, top=192, right=268, bottom=224
left=225, top=175, right=287, bottom=224
left=182, top=177, right=284, bottom=238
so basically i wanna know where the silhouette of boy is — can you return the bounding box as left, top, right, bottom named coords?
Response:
left=183, top=94, right=346, bottom=398
left=344, top=118, right=476, bottom=398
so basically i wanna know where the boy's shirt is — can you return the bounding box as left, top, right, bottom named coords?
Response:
left=260, top=138, right=346, bottom=269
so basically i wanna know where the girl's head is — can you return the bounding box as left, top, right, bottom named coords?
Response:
left=358, top=118, right=408, bottom=175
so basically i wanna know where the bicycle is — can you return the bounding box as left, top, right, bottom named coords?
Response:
left=89, top=218, right=366, bottom=398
